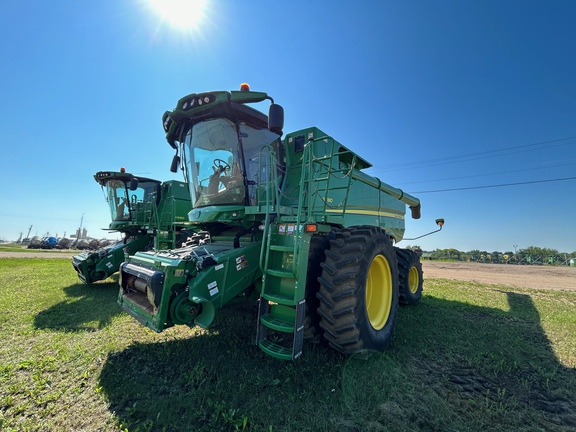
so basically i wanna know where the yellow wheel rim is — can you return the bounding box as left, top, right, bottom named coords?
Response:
left=408, top=266, right=420, bottom=294
left=366, top=254, right=393, bottom=330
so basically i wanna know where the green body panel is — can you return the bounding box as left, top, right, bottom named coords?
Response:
left=118, top=240, right=262, bottom=332
left=188, top=205, right=251, bottom=226
left=151, top=180, right=192, bottom=227
left=118, top=88, right=423, bottom=359
left=280, top=127, right=407, bottom=241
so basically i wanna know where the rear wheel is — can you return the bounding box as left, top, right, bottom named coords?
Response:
left=396, top=248, right=423, bottom=305
left=303, top=232, right=334, bottom=342
left=317, top=226, right=399, bottom=354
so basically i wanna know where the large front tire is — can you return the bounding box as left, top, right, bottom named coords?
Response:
left=317, top=226, right=399, bottom=354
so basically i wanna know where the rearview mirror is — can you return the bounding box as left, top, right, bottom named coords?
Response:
left=129, top=178, right=139, bottom=191
left=268, top=103, right=284, bottom=135
left=170, top=154, right=181, bottom=173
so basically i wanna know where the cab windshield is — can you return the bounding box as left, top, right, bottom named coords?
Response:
left=184, top=117, right=280, bottom=208
left=105, top=179, right=160, bottom=222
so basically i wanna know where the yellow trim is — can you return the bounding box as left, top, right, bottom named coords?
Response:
left=408, top=266, right=420, bottom=294
left=366, top=254, right=393, bottom=330
left=325, top=209, right=404, bottom=220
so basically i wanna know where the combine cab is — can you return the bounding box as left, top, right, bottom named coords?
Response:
left=118, top=85, right=442, bottom=359
left=72, top=170, right=193, bottom=284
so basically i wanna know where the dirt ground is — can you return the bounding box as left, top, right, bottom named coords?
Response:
left=1, top=251, right=574, bottom=292
left=423, top=261, right=575, bottom=292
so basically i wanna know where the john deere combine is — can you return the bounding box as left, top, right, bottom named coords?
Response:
left=118, top=85, right=439, bottom=359
left=72, top=169, right=193, bottom=283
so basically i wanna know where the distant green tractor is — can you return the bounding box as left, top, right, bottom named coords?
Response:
left=118, top=85, right=442, bottom=359
left=72, top=169, right=193, bottom=284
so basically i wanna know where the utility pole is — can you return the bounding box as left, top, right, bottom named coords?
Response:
left=77, top=213, right=85, bottom=239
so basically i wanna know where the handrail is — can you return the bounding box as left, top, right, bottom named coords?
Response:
left=297, top=136, right=355, bottom=223
left=257, top=145, right=278, bottom=274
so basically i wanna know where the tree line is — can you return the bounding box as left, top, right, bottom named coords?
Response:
left=407, top=246, right=576, bottom=266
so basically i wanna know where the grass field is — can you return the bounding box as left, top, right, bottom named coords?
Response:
left=0, top=245, right=65, bottom=253
left=0, top=258, right=575, bottom=431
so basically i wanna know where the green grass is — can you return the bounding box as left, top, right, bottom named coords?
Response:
left=1, top=258, right=575, bottom=431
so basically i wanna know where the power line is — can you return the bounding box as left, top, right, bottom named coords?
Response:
left=409, top=176, right=576, bottom=194
left=382, top=140, right=575, bottom=172
left=397, top=161, right=576, bottom=185
left=370, top=136, right=576, bottom=172
left=388, top=136, right=576, bottom=169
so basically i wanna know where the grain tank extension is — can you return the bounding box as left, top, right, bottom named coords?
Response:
left=118, top=85, right=439, bottom=359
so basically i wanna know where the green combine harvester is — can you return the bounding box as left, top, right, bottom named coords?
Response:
left=118, top=84, right=442, bottom=359
left=72, top=169, right=193, bottom=284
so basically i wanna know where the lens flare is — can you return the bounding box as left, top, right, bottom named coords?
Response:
left=147, top=0, right=207, bottom=30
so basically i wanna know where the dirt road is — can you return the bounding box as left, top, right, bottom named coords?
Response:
left=1, top=251, right=574, bottom=291
left=423, top=261, right=575, bottom=291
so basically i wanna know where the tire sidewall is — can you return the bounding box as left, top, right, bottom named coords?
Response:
left=397, top=248, right=423, bottom=305
left=356, top=230, right=399, bottom=351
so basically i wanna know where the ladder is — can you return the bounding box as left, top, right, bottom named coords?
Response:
left=256, top=136, right=356, bottom=359
left=256, top=226, right=311, bottom=360
left=256, top=145, right=310, bottom=360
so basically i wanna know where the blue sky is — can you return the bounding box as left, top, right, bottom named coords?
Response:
left=1, top=0, right=575, bottom=253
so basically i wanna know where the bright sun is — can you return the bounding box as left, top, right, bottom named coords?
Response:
left=148, top=0, right=207, bottom=30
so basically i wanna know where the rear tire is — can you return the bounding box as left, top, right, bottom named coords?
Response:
left=396, top=248, right=423, bottom=305
left=317, top=226, right=399, bottom=354
left=303, top=232, right=334, bottom=342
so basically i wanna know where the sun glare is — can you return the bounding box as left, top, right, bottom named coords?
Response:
left=148, top=0, right=207, bottom=30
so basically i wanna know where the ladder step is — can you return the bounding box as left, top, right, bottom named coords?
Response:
left=269, top=245, right=293, bottom=252
left=260, top=314, right=294, bottom=333
left=263, top=293, right=297, bottom=305
left=266, top=269, right=295, bottom=279
left=258, top=339, right=293, bottom=361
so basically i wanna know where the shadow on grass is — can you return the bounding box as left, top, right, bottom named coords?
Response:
left=34, top=276, right=122, bottom=332
left=98, top=289, right=576, bottom=432
left=99, top=304, right=345, bottom=431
